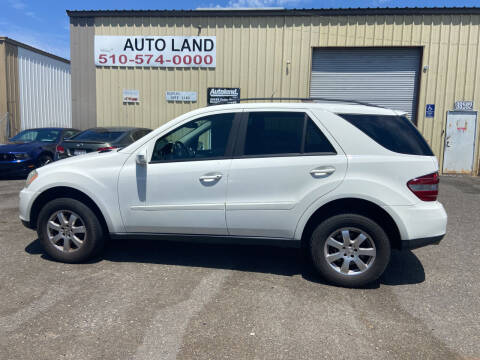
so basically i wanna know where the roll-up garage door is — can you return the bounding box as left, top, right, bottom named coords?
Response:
left=310, top=48, right=421, bottom=123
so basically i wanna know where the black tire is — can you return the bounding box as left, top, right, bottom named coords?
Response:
left=310, top=214, right=391, bottom=288
left=37, top=153, right=53, bottom=168
left=37, top=198, right=105, bottom=263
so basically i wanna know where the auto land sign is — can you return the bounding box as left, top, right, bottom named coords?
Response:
left=94, top=35, right=216, bottom=68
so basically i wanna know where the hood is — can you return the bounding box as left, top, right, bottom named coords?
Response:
left=0, top=141, right=48, bottom=153
left=40, top=148, right=125, bottom=173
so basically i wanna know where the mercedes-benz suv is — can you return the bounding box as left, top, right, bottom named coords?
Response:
left=19, top=102, right=447, bottom=287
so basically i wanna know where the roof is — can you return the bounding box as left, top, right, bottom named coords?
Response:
left=0, top=37, right=69, bottom=64
left=67, top=7, right=480, bottom=18
left=195, top=102, right=402, bottom=116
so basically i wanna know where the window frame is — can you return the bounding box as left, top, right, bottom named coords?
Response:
left=233, top=111, right=337, bottom=158
left=148, top=111, right=243, bottom=164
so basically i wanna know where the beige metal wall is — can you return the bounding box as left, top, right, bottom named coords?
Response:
left=71, top=18, right=97, bottom=130
left=92, top=14, right=480, bottom=175
left=0, top=40, right=20, bottom=143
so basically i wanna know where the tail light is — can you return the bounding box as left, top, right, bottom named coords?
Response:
left=97, top=146, right=117, bottom=152
left=56, top=145, right=65, bottom=154
left=407, top=172, right=439, bottom=201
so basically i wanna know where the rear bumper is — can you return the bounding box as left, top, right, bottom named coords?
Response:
left=384, top=201, right=447, bottom=250
left=400, top=234, right=444, bottom=250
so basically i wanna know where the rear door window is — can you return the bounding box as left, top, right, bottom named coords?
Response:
left=339, top=114, right=434, bottom=156
left=240, top=112, right=336, bottom=156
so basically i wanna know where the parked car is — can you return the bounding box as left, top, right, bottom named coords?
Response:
left=55, top=127, right=152, bottom=160
left=19, top=102, right=447, bottom=287
left=0, top=127, right=79, bottom=178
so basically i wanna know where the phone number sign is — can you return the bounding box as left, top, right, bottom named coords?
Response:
left=94, top=36, right=216, bottom=68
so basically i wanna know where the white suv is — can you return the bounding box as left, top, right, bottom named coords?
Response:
left=19, top=102, right=447, bottom=287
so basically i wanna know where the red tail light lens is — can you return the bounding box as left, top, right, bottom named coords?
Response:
left=56, top=145, right=65, bottom=154
left=407, top=172, right=439, bottom=201
left=97, top=146, right=117, bottom=152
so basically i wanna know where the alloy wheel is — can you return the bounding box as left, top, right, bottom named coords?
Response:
left=46, top=210, right=87, bottom=252
left=323, top=227, right=376, bottom=275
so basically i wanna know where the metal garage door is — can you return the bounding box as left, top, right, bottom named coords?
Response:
left=310, top=48, right=421, bottom=123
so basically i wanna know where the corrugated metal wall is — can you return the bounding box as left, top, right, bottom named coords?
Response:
left=0, top=41, right=20, bottom=142
left=71, top=18, right=96, bottom=130
left=82, top=14, right=480, bottom=174
left=17, top=47, right=72, bottom=130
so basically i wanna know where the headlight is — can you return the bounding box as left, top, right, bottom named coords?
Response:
left=14, top=152, right=30, bottom=160
left=25, top=170, right=38, bottom=188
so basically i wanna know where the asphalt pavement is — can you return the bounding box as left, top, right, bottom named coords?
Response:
left=0, top=176, right=478, bottom=360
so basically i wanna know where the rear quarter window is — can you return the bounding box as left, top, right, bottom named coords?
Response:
left=338, top=114, right=434, bottom=156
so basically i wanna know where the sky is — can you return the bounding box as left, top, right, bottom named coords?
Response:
left=1, top=0, right=479, bottom=59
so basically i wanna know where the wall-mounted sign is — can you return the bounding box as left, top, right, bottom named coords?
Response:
left=454, top=101, right=473, bottom=111
left=166, top=91, right=197, bottom=102
left=95, top=36, right=216, bottom=68
left=123, top=89, right=139, bottom=103
left=207, top=88, right=241, bottom=105
left=425, top=104, right=435, bottom=118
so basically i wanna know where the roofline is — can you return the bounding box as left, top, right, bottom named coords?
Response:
left=0, top=37, right=69, bottom=64
left=67, top=7, right=480, bottom=18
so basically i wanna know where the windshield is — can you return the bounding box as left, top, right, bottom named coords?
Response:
left=10, top=129, right=60, bottom=143
left=71, top=130, right=125, bottom=142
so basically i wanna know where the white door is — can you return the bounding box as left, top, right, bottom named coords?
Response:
left=118, top=112, right=238, bottom=234
left=443, top=111, right=477, bottom=174
left=226, top=110, right=347, bottom=239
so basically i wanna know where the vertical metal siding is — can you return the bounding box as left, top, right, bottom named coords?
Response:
left=83, top=14, right=480, bottom=174
left=71, top=17, right=96, bottom=130
left=17, top=47, right=71, bottom=130
left=0, top=41, right=20, bottom=142
left=310, top=47, right=421, bottom=122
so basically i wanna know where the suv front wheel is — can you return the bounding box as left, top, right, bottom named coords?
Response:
left=37, top=198, right=105, bottom=263
left=310, top=214, right=391, bottom=287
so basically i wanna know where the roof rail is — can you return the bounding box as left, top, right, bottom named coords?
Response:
left=212, top=97, right=385, bottom=108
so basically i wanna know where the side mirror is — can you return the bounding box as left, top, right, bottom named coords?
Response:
left=136, top=153, right=147, bottom=165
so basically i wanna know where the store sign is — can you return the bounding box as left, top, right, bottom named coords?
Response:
left=123, top=89, right=139, bottom=103
left=94, top=36, right=216, bottom=68
left=166, top=91, right=197, bottom=102
left=425, top=104, right=435, bottom=118
left=207, top=88, right=241, bottom=105
left=454, top=101, right=473, bottom=111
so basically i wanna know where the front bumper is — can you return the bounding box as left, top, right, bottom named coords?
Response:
left=0, top=159, right=36, bottom=177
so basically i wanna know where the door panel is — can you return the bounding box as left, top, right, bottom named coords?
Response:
left=226, top=110, right=347, bottom=239
left=226, top=155, right=347, bottom=238
left=443, top=111, right=477, bottom=174
left=118, top=111, right=239, bottom=234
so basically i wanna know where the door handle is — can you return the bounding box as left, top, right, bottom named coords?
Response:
left=310, top=166, right=336, bottom=177
left=199, top=174, right=222, bottom=183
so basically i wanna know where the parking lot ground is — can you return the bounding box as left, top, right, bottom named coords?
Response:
left=0, top=176, right=479, bottom=360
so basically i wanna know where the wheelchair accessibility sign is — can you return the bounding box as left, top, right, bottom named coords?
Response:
left=425, top=104, right=435, bottom=118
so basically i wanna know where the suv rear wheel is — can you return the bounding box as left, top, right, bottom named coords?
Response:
left=310, top=214, right=391, bottom=287
left=37, top=198, right=104, bottom=263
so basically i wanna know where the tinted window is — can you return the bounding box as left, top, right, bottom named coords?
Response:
left=10, top=129, right=60, bottom=143
left=151, top=113, right=234, bottom=162
left=305, top=119, right=336, bottom=153
left=339, top=114, right=433, bottom=156
left=244, top=112, right=304, bottom=155
left=132, top=129, right=151, bottom=141
left=63, top=130, right=79, bottom=139
left=72, top=129, right=125, bottom=142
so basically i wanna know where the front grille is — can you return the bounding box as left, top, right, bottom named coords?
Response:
left=0, top=153, right=15, bottom=161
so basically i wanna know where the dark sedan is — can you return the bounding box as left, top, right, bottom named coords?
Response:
left=55, top=127, right=151, bottom=160
left=0, top=127, right=80, bottom=178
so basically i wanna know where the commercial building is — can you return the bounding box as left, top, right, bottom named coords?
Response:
left=68, top=7, right=480, bottom=175
left=0, top=37, right=72, bottom=143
